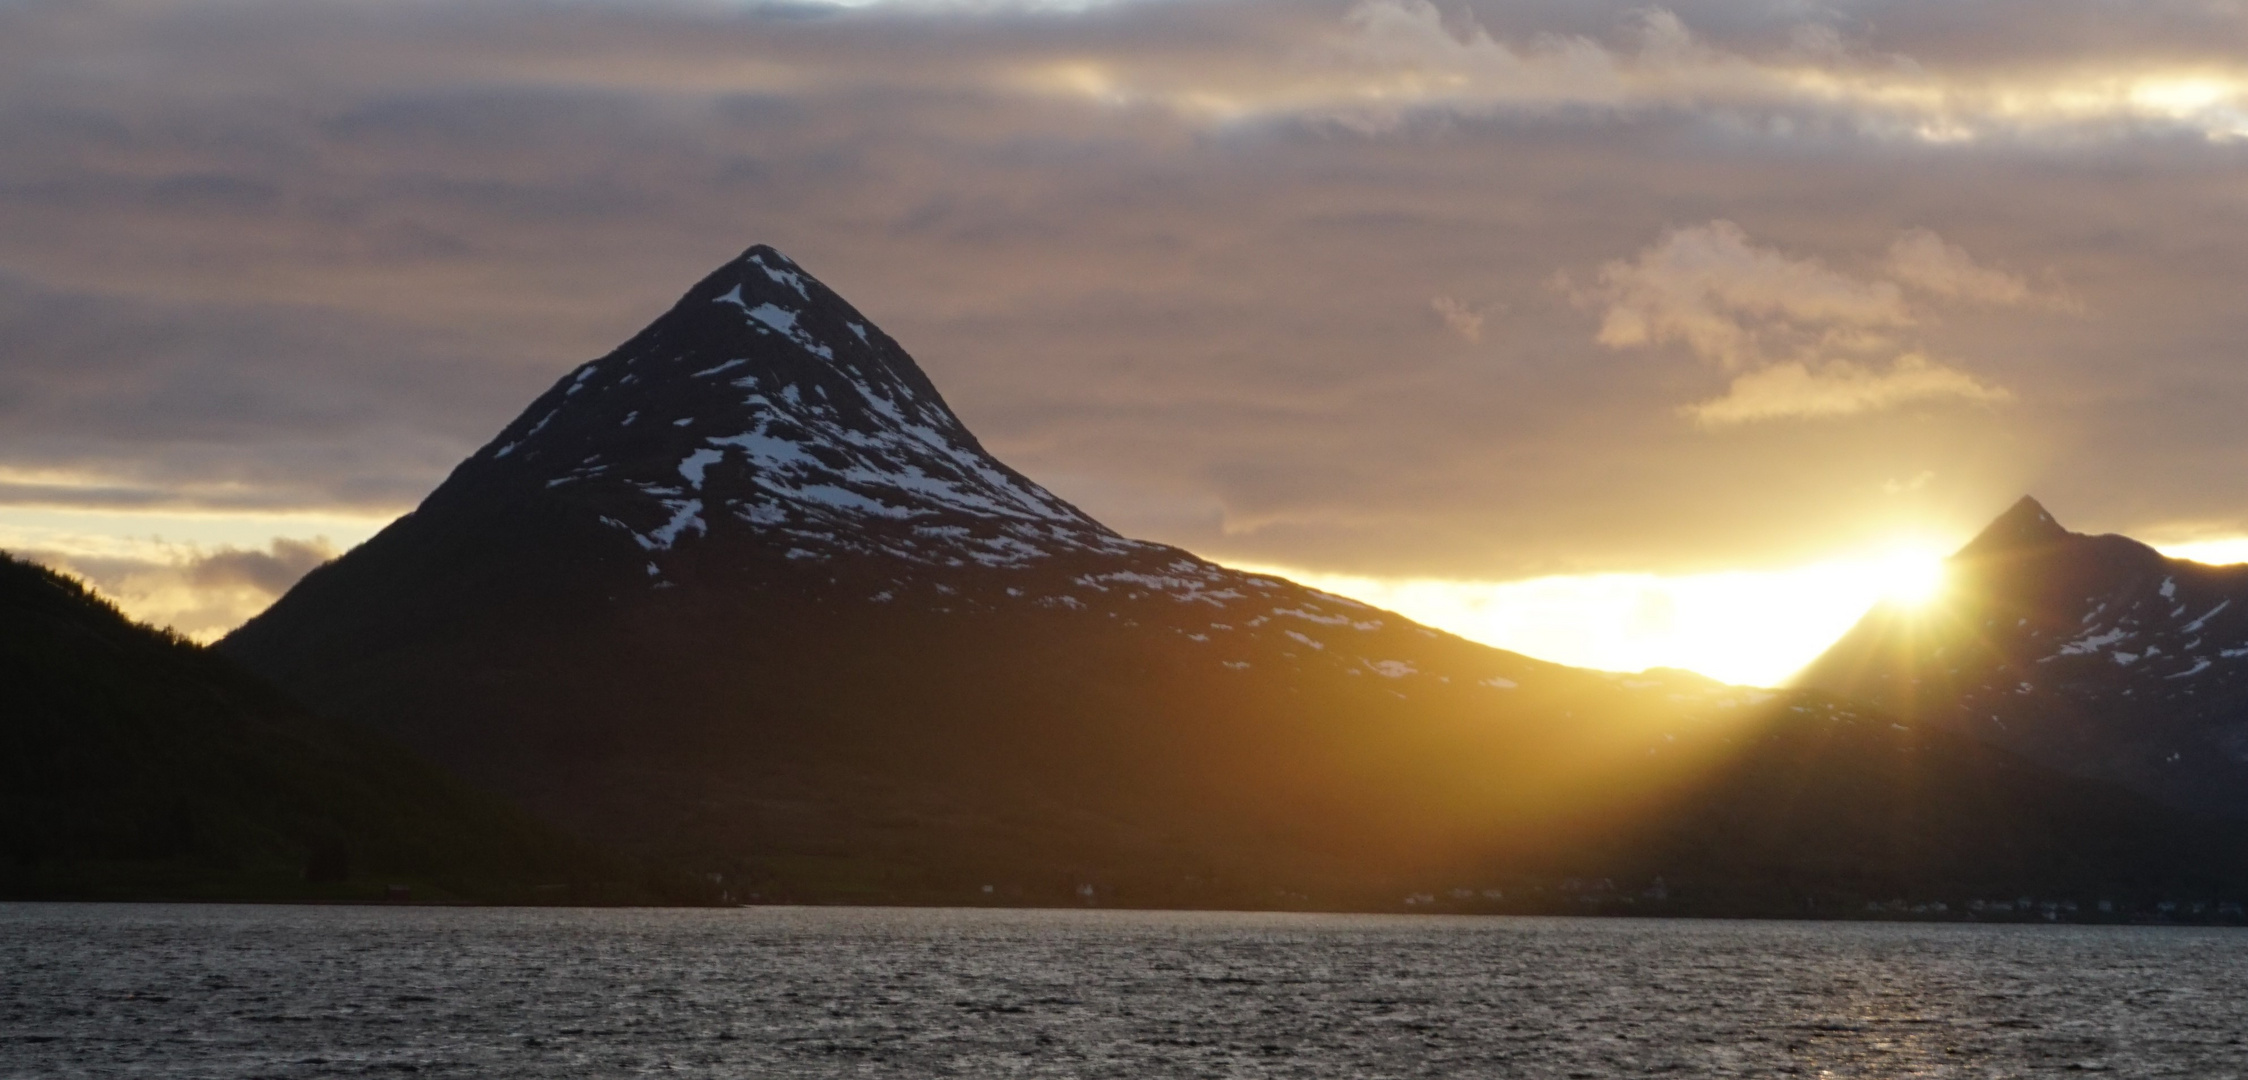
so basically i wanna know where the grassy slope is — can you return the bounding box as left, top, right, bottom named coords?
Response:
left=0, top=552, right=687, bottom=903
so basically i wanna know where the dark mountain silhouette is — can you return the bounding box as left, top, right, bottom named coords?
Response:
left=0, top=551, right=670, bottom=902
left=220, top=250, right=2248, bottom=914
left=1799, top=495, right=2248, bottom=819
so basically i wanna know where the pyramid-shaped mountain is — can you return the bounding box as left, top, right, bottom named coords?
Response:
left=1798, top=496, right=2248, bottom=818
left=222, top=252, right=2248, bottom=913
left=459, top=246, right=1139, bottom=573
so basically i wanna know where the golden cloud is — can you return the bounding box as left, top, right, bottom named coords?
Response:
left=1592, top=220, right=1911, bottom=372
left=1587, top=221, right=2041, bottom=425
left=975, top=2, right=2248, bottom=145
left=1684, top=355, right=2014, bottom=428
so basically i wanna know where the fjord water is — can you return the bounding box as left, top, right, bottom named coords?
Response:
left=7, top=905, right=2246, bottom=1078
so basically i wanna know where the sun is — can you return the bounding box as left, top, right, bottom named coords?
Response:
left=1874, top=546, right=1948, bottom=608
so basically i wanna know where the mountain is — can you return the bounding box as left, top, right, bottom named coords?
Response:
left=0, top=551, right=673, bottom=903
left=220, top=249, right=2248, bottom=914
left=1798, top=496, right=2248, bottom=819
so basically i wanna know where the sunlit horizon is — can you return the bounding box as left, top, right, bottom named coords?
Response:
left=1242, top=532, right=2248, bottom=688
left=14, top=497, right=2248, bottom=684
left=1235, top=539, right=1962, bottom=689
left=2153, top=537, right=2248, bottom=567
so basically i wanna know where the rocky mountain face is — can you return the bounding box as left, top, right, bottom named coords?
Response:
left=1798, top=496, right=2248, bottom=818
left=220, top=250, right=2248, bottom=914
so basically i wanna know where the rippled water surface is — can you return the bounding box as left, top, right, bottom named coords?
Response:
left=6, top=904, right=2248, bottom=1078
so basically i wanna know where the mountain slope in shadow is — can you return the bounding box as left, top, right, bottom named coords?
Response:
left=2, top=552, right=673, bottom=903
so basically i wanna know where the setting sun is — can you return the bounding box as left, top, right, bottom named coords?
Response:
left=1873, top=546, right=1950, bottom=608
left=1240, top=539, right=1958, bottom=688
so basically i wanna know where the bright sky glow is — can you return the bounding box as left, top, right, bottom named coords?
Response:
left=2154, top=537, right=2248, bottom=567
left=1252, top=533, right=2248, bottom=687
left=1237, top=541, right=1953, bottom=688
left=0, top=507, right=399, bottom=640
left=0, top=506, right=394, bottom=560
left=993, top=4, right=2248, bottom=145
left=13, top=498, right=2248, bottom=675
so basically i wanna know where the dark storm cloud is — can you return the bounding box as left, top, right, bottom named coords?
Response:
left=6, top=0, right=2248, bottom=581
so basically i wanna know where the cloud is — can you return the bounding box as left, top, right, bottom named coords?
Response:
left=1883, top=228, right=2080, bottom=311
left=183, top=539, right=337, bottom=595
left=1592, top=220, right=1910, bottom=371
left=1685, top=355, right=2013, bottom=428
left=1884, top=229, right=2032, bottom=305
left=0, top=271, right=520, bottom=516
left=928, top=0, right=2248, bottom=144
left=3, top=0, right=2248, bottom=582
left=1588, top=221, right=2028, bottom=426
left=20, top=538, right=337, bottom=641
left=1884, top=470, right=1936, bottom=495
left=1430, top=295, right=1485, bottom=342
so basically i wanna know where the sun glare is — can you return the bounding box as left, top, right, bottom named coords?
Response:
left=1874, top=546, right=1948, bottom=608
left=2154, top=537, right=2248, bottom=567
left=1235, top=540, right=1956, bottom=688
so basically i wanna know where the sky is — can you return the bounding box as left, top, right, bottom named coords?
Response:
left=8, top=0, right=2248, bottom=683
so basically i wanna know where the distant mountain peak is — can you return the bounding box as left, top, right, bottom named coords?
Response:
left=1801, top=491, right=2248, bottom=819
left=447, top=244, right=1141, bottom=575
left=1957, top=495, right=2071, bottom=558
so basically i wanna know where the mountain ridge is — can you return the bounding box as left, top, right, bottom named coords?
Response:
left=1799, top=496, right=2248, bottom=818
left=220, top=249, right=2248, bottom=913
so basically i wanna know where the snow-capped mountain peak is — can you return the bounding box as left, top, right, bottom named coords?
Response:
left=407, top=244, right=1578, bottom=696
left=454, top=245, right=1137, bottom=570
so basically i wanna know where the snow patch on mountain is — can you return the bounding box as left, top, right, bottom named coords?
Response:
left=2056, top=626, right=2131, bottom=657
left=636, top=499, right=707, bottom=551
left=713, top=285, right=838, bottom=361
left=678, top=448, right=725, bottom=489
left=2185, top=600, right=2231, bottom=632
